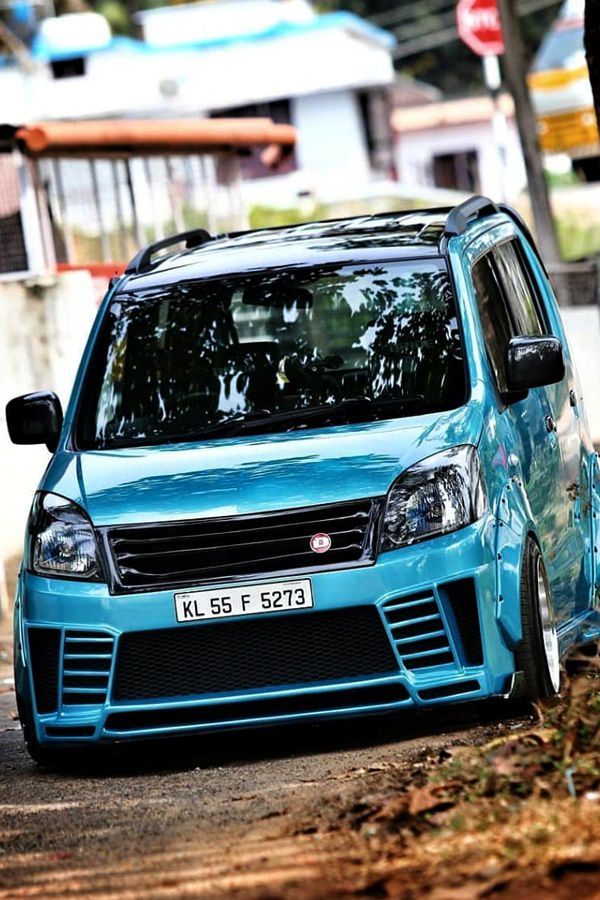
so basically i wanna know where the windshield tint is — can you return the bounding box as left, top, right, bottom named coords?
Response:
left=77, top=260, right=466, bottom=449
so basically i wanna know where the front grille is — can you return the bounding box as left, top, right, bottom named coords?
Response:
left=105, top=498, right=381, bottom=592
left=62, top=630, right=114, bottom=706
left=113, top=606, right=398, bottom=701
left=105, top=683, right=409, bottom=733
left=28, top=628, right=61, bottom=714
left=381, top=591, right=456, bottom=671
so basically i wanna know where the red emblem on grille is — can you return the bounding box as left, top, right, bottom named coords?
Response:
left=310, top=532, right=331, bottom=553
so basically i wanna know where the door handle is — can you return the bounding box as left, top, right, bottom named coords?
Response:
left=545, top=415, right=557, bottom=433
left=569, top=389, right=578, bottom=408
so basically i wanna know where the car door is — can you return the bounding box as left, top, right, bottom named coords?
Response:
left=470, top=247, right=567, bottom=623
left=492, top=238, right=587, bottom=622
left=494, top=238, right=591, bottom=619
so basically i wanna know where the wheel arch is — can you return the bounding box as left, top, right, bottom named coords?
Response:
left=495, top=476, right=543, bottom=649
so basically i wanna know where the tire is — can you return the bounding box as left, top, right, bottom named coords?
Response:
left=512, top=537, right=561, bottom=702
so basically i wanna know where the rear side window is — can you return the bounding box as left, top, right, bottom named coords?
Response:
left=471, top=254, right=513, bottom=393
left=492, top=240, right=546, bottom=336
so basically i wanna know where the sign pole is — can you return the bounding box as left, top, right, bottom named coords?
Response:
left=482, top=53, right=509, bottom=202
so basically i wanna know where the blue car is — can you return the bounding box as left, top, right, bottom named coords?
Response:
left=7, top=196, right=600, bottom=765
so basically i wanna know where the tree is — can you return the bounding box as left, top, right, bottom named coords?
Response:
left=584, top=0, right=600, bottom=123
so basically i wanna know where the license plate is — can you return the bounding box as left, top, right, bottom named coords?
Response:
left=174, top=579, right=314, bottom=623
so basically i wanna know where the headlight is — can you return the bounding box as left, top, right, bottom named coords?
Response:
left=27, top=492, right=102, bottom=580
left=380, top=446, right=487, bottom=551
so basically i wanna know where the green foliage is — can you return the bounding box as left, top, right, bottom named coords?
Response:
left=556, top=213, right=600, bottom=261
left=94, top=0, right=132, bottom=35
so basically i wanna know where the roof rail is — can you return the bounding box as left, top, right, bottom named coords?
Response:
left=124, top=228, right=212, bottom=275
left=445, top=195, right=499, bottom=237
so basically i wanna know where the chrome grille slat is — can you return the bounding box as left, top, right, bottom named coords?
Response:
left=110, top=512, right=371, bottom=548
left=115, top=528, right=366, bottom=562
left=119, top=542, right=365, bottom=580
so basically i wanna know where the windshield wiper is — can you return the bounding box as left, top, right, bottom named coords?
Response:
left=195, top=396, right=425, bottom=439
left=99, top=396, right=426, bottom=448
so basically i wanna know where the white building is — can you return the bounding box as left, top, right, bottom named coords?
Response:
left=392, top=95, right=528, bottom=204
left=0, top=0, right=399, bottom=207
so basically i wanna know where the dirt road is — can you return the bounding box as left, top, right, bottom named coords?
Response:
left=0, top=613, right=522, bottom=899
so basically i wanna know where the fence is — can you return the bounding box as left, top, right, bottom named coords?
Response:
left=0, top=118, right=296, bottom=275
left=36, top=154, right=248, bottom=267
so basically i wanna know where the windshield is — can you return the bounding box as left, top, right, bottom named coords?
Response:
left=77, top=259, right=466, bottom=449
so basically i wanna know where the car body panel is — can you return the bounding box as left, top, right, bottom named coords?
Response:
left=43, top=403, right=483, bottom=527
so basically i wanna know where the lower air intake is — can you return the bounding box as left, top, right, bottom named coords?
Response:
left=113, top=606, right=398, bottom=701
left=28, top=628, right=61, bottom=714
left=440, top=579, right=484, bottom=667
left=380, top=592, right=456, bottom=671
left=106, top=683, right=409, bottom=733
left=62, top=630, right=115, bottom=706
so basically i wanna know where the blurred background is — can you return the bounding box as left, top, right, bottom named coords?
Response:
left=1, top=0, right=600, bottom=608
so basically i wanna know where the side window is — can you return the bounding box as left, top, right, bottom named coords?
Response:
left=493, top=240, right=546, bottom=336
left=471, top=253, right=514, bottom=394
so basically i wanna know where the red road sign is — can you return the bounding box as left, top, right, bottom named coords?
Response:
left=456, top=0, right=505, bottom=57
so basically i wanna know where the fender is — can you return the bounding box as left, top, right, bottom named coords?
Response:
left=494, top=475, right=539, bottom=649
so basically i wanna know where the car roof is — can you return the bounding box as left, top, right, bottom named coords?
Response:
left=121, top=209, right=453, bottom=292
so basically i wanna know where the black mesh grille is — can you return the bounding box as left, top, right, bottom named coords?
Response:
left=106, top=498, right=380, bottom=592
left=28, top=628, right=61, bottom=714
left=113, top=606, right=398, bottom=701
left=106, top=683, right=409, bottom=733
left=441, top=580, right=484, bottom=667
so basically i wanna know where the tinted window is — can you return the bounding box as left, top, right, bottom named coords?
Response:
left=78, top=260, right=466, bottom=449
left=493, top=240, right=545, bottom=336
left=472, top=253, right=513, bottom=393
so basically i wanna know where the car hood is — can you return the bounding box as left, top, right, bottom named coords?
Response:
left=45, top=405, right=484, bottom=527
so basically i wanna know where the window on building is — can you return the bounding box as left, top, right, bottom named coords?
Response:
left=432, top=151, right=480, bottom=192
left=50, top=56, right=87, bottom=79
left=357, top=90, right=394, bottom=176
left=211, top=100, right=297, bottom=180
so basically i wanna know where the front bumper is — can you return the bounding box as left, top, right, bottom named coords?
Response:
left=15, top=515, right=516, bottom=747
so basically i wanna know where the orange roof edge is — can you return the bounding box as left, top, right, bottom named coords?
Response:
left=14, top=118, right=297, bottom=157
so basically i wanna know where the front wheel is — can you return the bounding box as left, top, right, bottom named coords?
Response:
left=513, top=537, right=560, bottom=702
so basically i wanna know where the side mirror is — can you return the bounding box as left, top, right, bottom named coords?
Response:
left=505, top=336, right=565, bottom=394
left=6, top=392, right=63, bottom=453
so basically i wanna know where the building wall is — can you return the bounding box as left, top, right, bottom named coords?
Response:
left=395, top=119, right=527, bottom=203
left=292, top=89, right=371, bottom=200
left=0, top=26, right=394, bottom=123
left=0, top=271, right=98, bottom=565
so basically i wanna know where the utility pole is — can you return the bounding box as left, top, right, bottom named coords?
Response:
left=497, top=0, right=561, bottom=264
